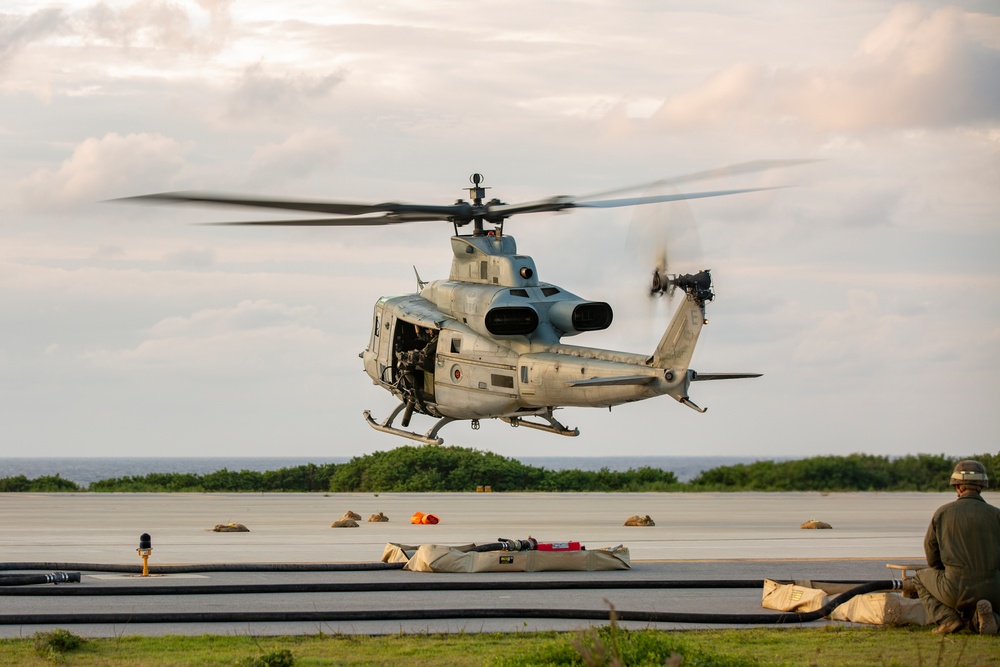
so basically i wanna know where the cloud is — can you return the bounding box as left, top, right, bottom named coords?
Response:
left=81, top=299, right=331, bottom=372
left=248, top=128, right=344, bottom=184
left=226, top=62, right=345, bottom=120
left=161, top=246, right=216, bottom=269
left=1, top=1, right=232, bottom=75
left=0, top=7, right=65, bottom=71
left=652, top=6, right=1000, bottom=133
left=75, top=0, right=232, bottom=52
left=18, top=132, right=186, bottom=210
left=654, top=63, right=763, bottom=128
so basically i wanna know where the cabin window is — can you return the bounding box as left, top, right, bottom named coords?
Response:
left=520, top=366, right=528, bottom=383
left=451, top=336, right=462, bottom=353
left=491, top=374, right=514, bottom=389
left=374, top=315, right=380, bottom=337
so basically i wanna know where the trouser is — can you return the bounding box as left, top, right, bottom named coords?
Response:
left=914, top=568, right=1000, bottom=631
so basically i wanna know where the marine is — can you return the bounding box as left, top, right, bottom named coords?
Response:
left=912, top=460, right=1000, bottom=635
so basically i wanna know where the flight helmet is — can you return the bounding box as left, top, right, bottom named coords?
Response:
left=950, top=460, right=990, bottom=489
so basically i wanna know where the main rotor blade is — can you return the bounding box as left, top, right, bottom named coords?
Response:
left=485, top=186, right=778, bottom=221
left=199, top=214, right=448, bottom=226
left=114, top=191, right=470, bottom=220
left=485, top=196, right=575, bottom=219
left=574, top=186, right=780, bottom=209
left=582, top=159, right=818, bottom=200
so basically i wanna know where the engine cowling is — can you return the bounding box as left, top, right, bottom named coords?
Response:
left=548, top=301, right=613, bottom=335
left=484, top=306, right=539, bottom=336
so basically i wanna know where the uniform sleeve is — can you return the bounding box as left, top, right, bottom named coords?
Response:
left=924, top=515, right=942, bottom=570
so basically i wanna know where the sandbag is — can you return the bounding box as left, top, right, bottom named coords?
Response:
left=383, top=542, right=631, bottom=573
left=762, top=578, right=929, bottom=626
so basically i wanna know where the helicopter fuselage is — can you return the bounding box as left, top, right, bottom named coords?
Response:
left=361, top=233, right=709, bottom=444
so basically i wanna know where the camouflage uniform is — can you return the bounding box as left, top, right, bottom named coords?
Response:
left=914, top=493, right=1000, bottom=630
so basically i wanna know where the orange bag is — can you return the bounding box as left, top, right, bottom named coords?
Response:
left=411, top=512, right=439, bottom=524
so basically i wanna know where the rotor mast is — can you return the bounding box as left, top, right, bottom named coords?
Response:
left=468, top=173, right=488, bottom=236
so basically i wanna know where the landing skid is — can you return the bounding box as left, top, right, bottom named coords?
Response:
left=501, top=414, right=579, bottom=438
left=363, top=405, right=456, bottom=445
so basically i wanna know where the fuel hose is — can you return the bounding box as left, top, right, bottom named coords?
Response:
left=0, top=562, right=404, bottom=574
left=0, top=572, right=80, bottom=587
left=0, top=579, right=900, bottom=626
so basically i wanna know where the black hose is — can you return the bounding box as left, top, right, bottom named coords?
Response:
left=0, top=562, right=404, bottom=574
left=0, top=573, right=80, bottom=587
left=0, top=580, right=899, bottom=626
left=1, top=579, right=772, bottom=596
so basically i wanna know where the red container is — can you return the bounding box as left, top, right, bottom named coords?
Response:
left=536, top=541, right=582, bottom=551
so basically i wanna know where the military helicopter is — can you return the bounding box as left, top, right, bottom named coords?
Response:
left=123, top=165, right=792, bottom=445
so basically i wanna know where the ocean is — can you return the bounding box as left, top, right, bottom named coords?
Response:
left=0, top=456, right=771, bottom=487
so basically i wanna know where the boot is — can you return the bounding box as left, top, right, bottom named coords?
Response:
left=931, top=617, right=965, bottom=635
left=976, top=600, right=998, bottom=635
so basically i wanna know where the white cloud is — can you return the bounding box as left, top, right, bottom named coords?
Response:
left=17, top=132, right=186, bottom=209
left=226, top=62, right=345, bottom=120
left=652, top=6, right=1000, bottom=133
left=81, top=299, right=331, bottom=372
left=248, top=127, right=344, bottom=184
left=0, top=7, right=65, bottom=70
left=74, top=0, right=232, bottom=51
left=654, top=63, right=763, bottom=128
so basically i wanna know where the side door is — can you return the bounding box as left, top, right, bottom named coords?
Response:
left=368, top=300, right=396, bottom=386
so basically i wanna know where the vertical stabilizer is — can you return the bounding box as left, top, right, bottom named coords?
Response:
left=651, top=296, right=705, bottom=369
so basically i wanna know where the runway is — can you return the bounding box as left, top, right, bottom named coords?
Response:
left=1, top=490, right=974, bottom=637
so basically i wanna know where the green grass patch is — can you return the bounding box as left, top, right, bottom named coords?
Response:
left=1, top=626, right=996, bottom=667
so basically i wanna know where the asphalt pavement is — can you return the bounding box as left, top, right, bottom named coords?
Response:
left=1, top=490, right=978, bottom=637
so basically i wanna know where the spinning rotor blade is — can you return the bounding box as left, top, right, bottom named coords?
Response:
left=115, top=192, right=470, bottom=222
left=575, top=186, right=777, bottom=210
left=199, top=214, right=449, bottom=226
left=623, top=188, right=704, bottom=296
left=487, top=186, right=777, bottom=220
left=616, top=186, right=704, bottom=345
left=115, top=164, right=801, bottom=227
left=583, top=158, right=817, bottom=201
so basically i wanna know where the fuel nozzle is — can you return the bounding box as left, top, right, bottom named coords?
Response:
left=497, top=537, right=538, bottom=551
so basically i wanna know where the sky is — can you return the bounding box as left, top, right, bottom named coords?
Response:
left=1, top=0, right=998, bottom=461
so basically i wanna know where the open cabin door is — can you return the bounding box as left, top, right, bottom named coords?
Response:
left=392, top=319, right=439, bottom=408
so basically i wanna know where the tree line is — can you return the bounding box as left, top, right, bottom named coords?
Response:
left=1, top=448, right=996, bottom=493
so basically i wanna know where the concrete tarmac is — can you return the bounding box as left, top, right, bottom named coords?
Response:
left=2, top=491, right=981, bottom=637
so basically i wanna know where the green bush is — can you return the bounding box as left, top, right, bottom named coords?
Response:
left=690, top=452, right=998, bottom=492
left=0, top=474, right=80, bottom=492
left=1, top=450, right=994, bottom=494
left=327, top=446, right=677, bottom=492
left=236, top=648, right=295, bottom=667
left=33, top=628, right=86, bottom=661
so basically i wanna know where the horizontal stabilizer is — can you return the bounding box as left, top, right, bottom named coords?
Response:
left=568, top=375, right=657, bottom=387
left=692, top=372, right=762, bottom=381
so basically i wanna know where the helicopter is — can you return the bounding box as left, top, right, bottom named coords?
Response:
left=121, top=166, right=790, bottom=445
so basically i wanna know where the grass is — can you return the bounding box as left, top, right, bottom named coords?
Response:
left=0, top=625, right=996, bottom=667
